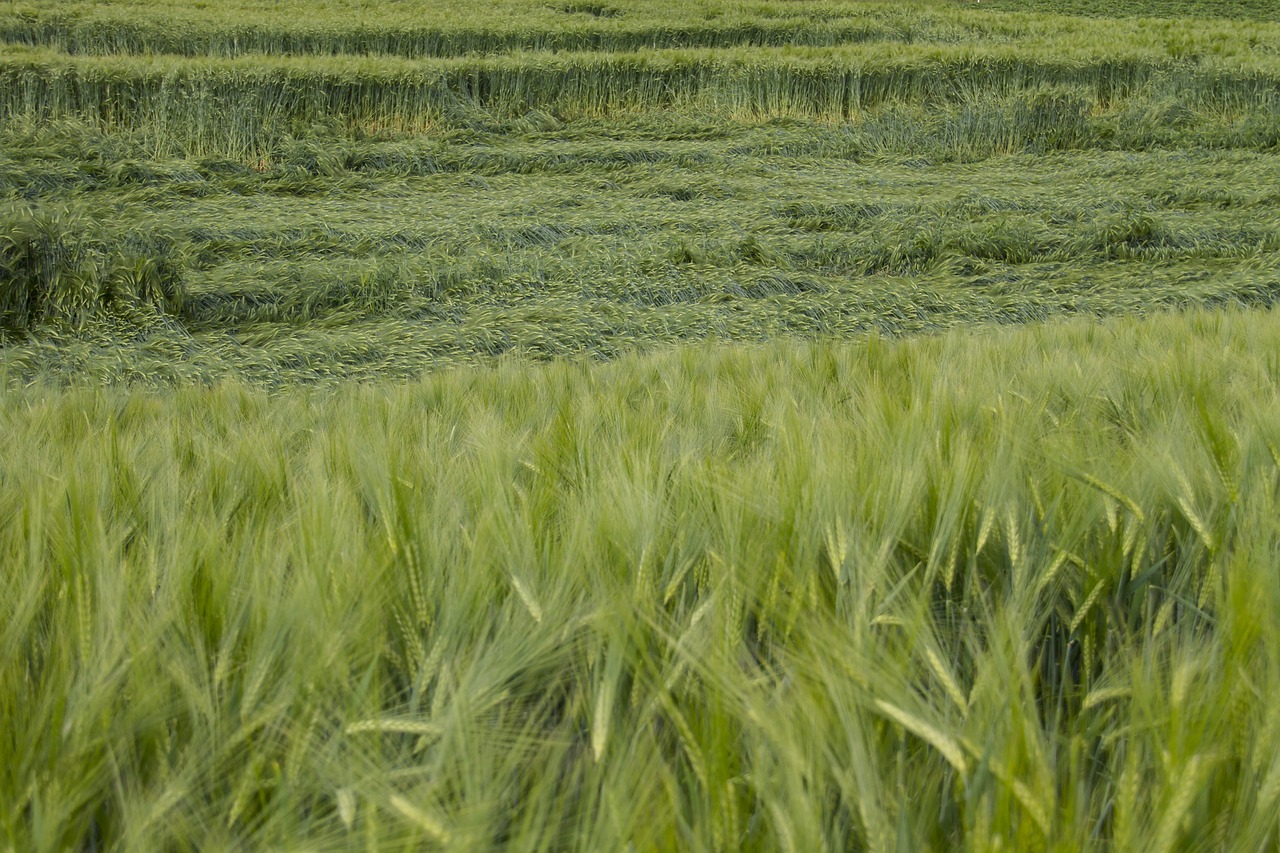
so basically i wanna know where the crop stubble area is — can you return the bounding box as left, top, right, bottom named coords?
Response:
left=3, top=0, right=1280, bottom=850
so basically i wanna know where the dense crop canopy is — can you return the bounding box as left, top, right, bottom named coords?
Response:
left=3, top=1, right=1280, bottom=849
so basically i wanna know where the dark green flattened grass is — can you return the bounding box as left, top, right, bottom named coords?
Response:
left=0, top=204, right=184, bottom=331
left=3, top=118, right=1280, bottom=384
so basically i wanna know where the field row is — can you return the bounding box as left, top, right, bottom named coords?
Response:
left=3, top=52, right=1278, bottom=158
left=981, top=0, right=1280, bottom=20
left=0, top=12, right=979, bottom=60
left=3, top=0, right=1277, bottom=58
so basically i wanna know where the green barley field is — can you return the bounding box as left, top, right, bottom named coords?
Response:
left=3, top=0, right=1280, bottom=849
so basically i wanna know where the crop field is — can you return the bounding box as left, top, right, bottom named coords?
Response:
left=3, top=0, right=1280, bottom=850
left=4, top=0, right=1280, bottom=381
